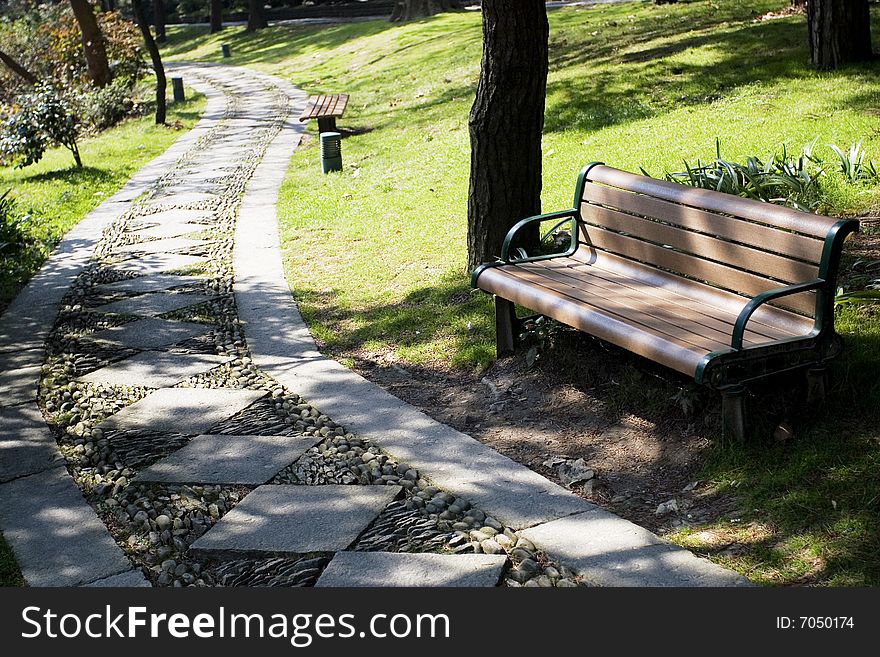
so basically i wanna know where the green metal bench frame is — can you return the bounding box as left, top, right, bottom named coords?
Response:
left=472, top=162, right=859, bottom=441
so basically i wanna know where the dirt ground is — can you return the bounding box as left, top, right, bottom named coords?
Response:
left=344, top=220, right=880, bottom=537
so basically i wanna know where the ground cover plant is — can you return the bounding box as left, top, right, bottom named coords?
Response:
left=93, top=0, right=880, bottom=584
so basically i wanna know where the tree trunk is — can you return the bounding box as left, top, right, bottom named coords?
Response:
left=154, top=0, right=167, bottom=44
left=247, top=0, right=268, bottom=32
left=210, top=0, right=223, bottom=33
left=390, top=0, right=461, bottom=22
left=467, top=0, right=548, bottom=272
left=68, top=0, right=112, bottom=87
left=0, top=48, right=38, bottom=85
left=808, top=0, right=873, bottom=69
left=132, top=0, right=166, bottom=124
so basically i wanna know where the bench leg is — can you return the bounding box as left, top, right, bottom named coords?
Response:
left=317, top=117, right=337, bottom=133
left=721, top=385, right=746, bottom=444
left=495, top=296, right=518, bottom=357
left=806, top=365, right=828, bottom=405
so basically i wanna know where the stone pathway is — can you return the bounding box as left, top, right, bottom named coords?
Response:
left=0, top=64, right=748, bottom=588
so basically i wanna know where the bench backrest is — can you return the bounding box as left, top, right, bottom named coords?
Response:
left=576, top=164, right=855, bottom=318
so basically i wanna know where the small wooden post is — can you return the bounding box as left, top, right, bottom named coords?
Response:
left=221, top=43, right=231, bottom=58
left=721, top=385, right=746, bottom=444
left=171, top=77, right=185, bottom=102
left=495, top=296, right=518, bottom=357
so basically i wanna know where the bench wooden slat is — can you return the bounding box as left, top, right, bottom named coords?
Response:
left=299, top=93, right=350, bottom=121
left=535, top=256, right=800, bottom=343
left=576, top=250, right=814, bottom=337
left=514, top=261, right=774, bottom=349
left=505, top=266, right=728, bottom=352
left=585, top=165, right=839, bottom=238
left=581, top=203, right=819, bottom=285
left=581, top=182, right=825, bottom=265
left=582, top=225, right=817, bottom=315
left=476, top=266, right=713, bottom=376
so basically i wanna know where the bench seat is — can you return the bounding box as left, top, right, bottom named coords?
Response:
left=476, top=247, right=815, bottom=378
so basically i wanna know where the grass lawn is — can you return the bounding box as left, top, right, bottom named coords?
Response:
left=0, top=90, right=206, bottom=313
left=159, top=1, right=877, bottom=585
left=0, top=532, right=24, bottom=587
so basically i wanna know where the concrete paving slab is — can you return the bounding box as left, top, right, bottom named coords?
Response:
left=315, top=552, right=508, bottom=587
left=94, top=291, right=211, bottom=317
left=136, top=433, right=319, bottom=485
left=115, top=237, right=207, bottom=255
left=96, top=274, right=204, bottom=295
left=128, top=223, right=208, bottom=240
left=0, top=365, right=41, bottom=408
left=84, top=318, right=210, bottom=349
left=147, top=191, right=217, bottom=206
left=110, top=253, right=207, bottom=276
left=0, top=404, right=63, bottom=482
left=98, top=387, right=267, bottom=434
left=0, top=346, right=45, bottom=371
left=519, top=509, right=752, bottom=587
left=0, top=468, right=133, bottom=586
left=78, top=351, right=230, bottom=388
left=190, top=484, right=402, bottom=554
left=84, top=569, right=151, bottom=587
left=132, top=209, right=215, bottom=225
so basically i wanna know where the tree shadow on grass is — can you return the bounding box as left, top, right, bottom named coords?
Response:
left=17, top=166, right=114, bottom=185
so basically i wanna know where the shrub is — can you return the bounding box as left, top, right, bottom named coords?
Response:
left=0, top=189, right=31, bottom=254
left=655, top=139, right=824, bottom=211
left=829, top=142, right=879, bottom=183
left=0, top=5, right=144, bottom=129
left=74, top=79, right=138, bottom=132
left=0, top=84, right=81, bottom=169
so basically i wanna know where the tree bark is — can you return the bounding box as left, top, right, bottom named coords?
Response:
left=210, top=0, right=223, bottom=33
left=0, top=48, right=38, bottom=85
left=132, top=0, right=166, bottom=124
left=808, top=0, right=873, bottom=69
left=390, top=0, right=461, bottom=22
left=68, top=0, right=112, bottom=87
left=154, top=0, right=167, bottom=44
left=467, top=0, right=548, bottom=272
left=247, top=0, right=268, bottom=32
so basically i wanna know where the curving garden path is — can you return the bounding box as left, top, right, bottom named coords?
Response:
left=0, top=64, right=747, bottom=587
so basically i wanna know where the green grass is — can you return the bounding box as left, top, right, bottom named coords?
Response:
left=0, top=90, right=206, bottom=313
left=0, top=532, right=24, bottom=587
left=161, top=1, right=880, bottom=585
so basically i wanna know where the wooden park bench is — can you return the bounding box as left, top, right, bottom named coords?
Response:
left=471, top=163, right=859, bottom=441
left=299, top=93, right=349, bottom=133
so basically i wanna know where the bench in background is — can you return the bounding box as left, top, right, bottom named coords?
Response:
left=299, top=93, right=349, bottom=133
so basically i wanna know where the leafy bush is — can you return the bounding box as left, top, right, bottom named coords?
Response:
left=0, top=189, right=31, bottom=254
left=652, top=139, right=880, bottom=213
left=74, top=79, right=138, bottom=132
left=0, top=85, right=81, bottom=169
left=829, top=142, right=879, bottom=183
left=0, top=5, right=144, bottom=131
left=655, top=139, right=823, bottom=211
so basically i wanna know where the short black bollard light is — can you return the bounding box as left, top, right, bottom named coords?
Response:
left=320, top=132, right=342, bottom=174
left=221, top=43, right=231, bottom=58
left=171, top=77, right=185, bottom=103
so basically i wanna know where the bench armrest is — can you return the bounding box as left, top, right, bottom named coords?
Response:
left=731, top=278, right=826, bottom=350
left=500, top=209, right=580, bottom=263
